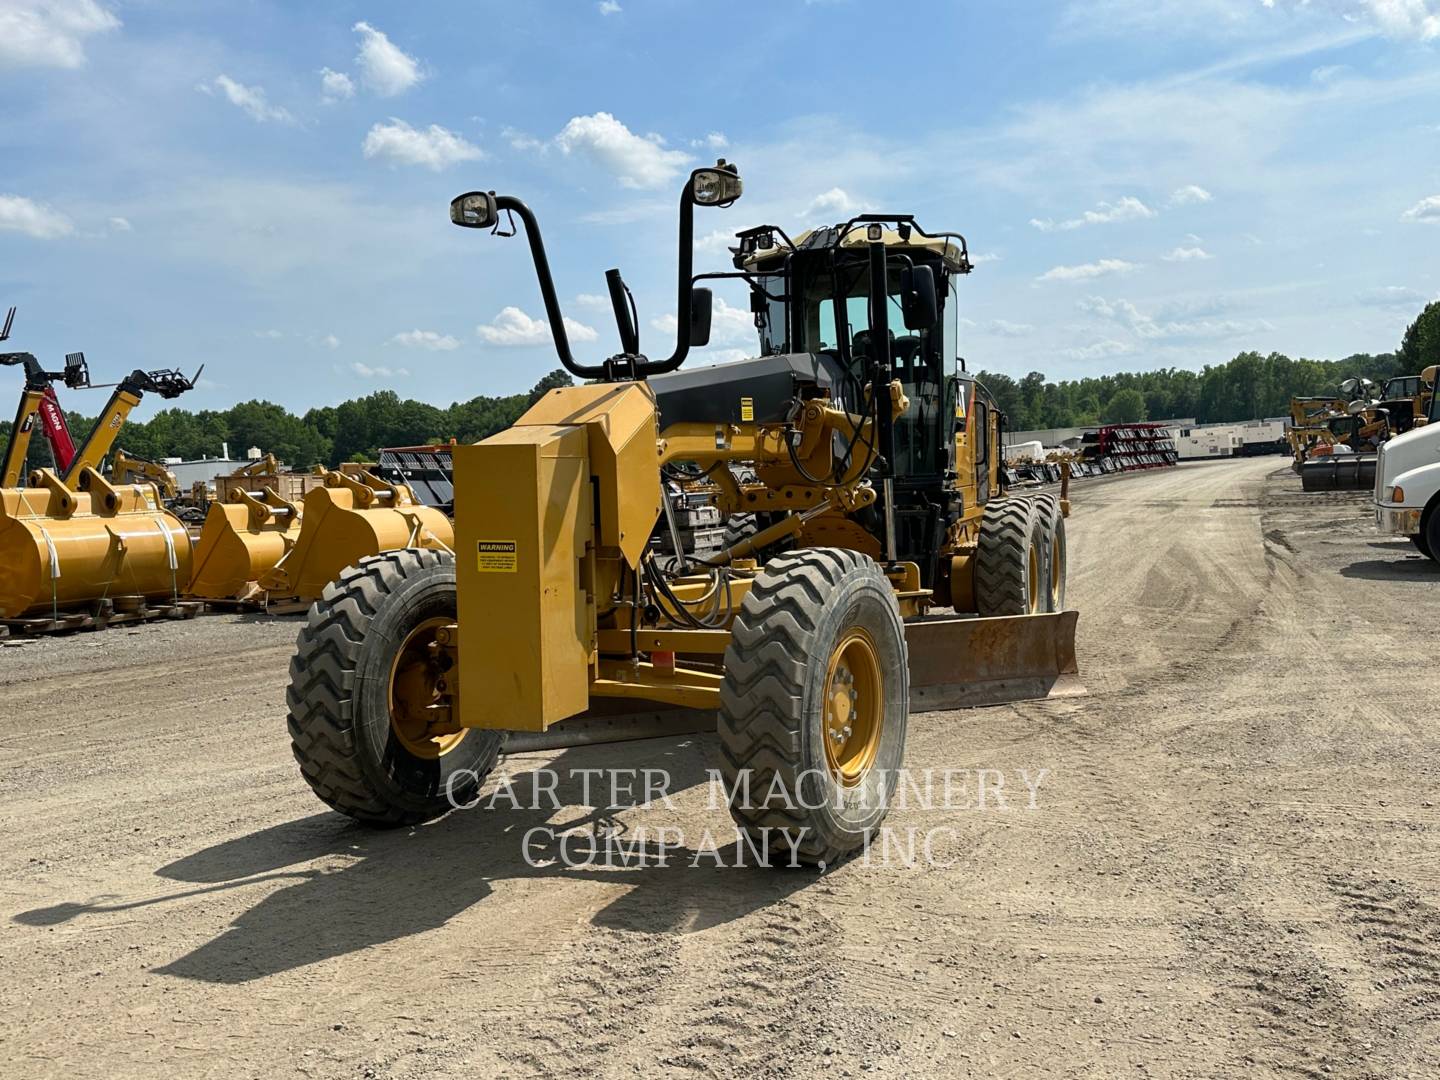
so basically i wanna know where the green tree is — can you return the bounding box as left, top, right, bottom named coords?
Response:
left=1103, top=388, right=1147, bottom=423
left=1399, top=301, right=1440, bottom=372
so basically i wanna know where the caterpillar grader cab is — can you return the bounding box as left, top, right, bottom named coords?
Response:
left=284, top=162, right=1078, bottom=867
left=0, top=364, right=199, bottom=627
left=1, top=316, right=91, bottom=486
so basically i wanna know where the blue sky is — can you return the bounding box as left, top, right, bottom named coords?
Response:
left=2, top=0, right=1439, bottom=419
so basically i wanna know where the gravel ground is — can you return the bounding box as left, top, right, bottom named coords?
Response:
left=2, top=456, right=1438, bottom=1079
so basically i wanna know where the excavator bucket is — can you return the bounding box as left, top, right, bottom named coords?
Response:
left=0, top=469, right=193, bottom=628
left=257, top=470, right=453, bottom=604
left=187, top=489, right=303, bottom=604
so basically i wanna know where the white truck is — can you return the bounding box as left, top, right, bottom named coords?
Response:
left=1374, top=366, right=1440, bottom=561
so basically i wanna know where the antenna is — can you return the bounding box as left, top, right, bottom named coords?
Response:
left=0, top=307, right=14, bottom=342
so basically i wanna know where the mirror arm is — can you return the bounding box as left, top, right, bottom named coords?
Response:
left=635, top=184, right=698, bottom=377
left=494, top=194, right=608, bottom=380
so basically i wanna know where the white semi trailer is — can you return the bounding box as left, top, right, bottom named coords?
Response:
left=1374, top=365, right=1440, bottom=561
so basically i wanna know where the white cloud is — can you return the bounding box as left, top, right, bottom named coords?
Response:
left=1030, top=196, right=1156, bottom=232
left=804, top=187, right=862, bottom=217
left=1169, top=184, right=1213, bottom=206
left=107, top=215, right=131, bottom=233
left=651, top=296, right=753, bottom=344
left=253, top=329, right=284, bottom=340
left=320, top=67, right=355, bottom=104
left=476, top=307, right=598, bottom=346
left=970, top=252, right=1002, bottom=265
left=1078, top=294, right=1270, bottom=340
left=351, top=361, right=409, bottom=378
left=700, top=132, right=728, bottom=149
left=1064, top=339, right=1135, bottom=361
left=0, top=194, right=74, bottom=239
left=554, top=113, right=691, bottom=189
left=988, top=319, right=1036, bottom=337
left=318, top=333, right=340, bottom=349
left=503, top=126, right=545, bottom=152
left=353, top=21, right=421, bottom=96
left=1350, top=0, right=1440, bottom=40
left=1037, top=258, right=1138, bottom=282
left=1162, top=245, right=1213, bottom=261
left=201, top=75, right=293, bottom=124
left=0, top=0, right=118, bottom=69
left=598, top=0, right=622, bottom=12
left=1355, top=285, right=1430, bottom=307
left=389, top=328, right=461, bottom=351
left=1401, top=195, right=1440, bottom=223
left=574, top=293, right=610, bottom=308
left=362, top=120, right=481, bottom=170
left=696, top=228, right=738, bottom=254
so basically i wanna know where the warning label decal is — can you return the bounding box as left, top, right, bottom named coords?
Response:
left=476, top=540, right=518, bottom=573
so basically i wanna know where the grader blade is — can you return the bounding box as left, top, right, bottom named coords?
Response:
left=905, top=610, right=1081, bottom=711
left=500, top=611, right=1082, bottom=754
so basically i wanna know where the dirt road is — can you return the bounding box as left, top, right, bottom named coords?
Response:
left=3, top=457, right=1439, bottom=1079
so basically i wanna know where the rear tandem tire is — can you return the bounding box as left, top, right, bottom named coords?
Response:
left=975, top=497, right=1045, bottom=616
left=285, top=549, right=501, bottom=827
left=717, top=547, right=908, bottom=868
left=1030, top=493, right=1068, bottom=613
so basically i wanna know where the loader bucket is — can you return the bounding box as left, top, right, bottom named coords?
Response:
left=0, top=473, right=192, bottom=620
left=257, top=471, right=453, bottom=603
left=187, top=490, right=302, bottom=603
left=905, top=610, right=1081, bottom=711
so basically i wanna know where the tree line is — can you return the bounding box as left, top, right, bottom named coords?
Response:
left=977, top=300, right=1440, bottom=432
left=0, top=370, right=574, bottom=474
left=5, top=303, right=1439, bottom=469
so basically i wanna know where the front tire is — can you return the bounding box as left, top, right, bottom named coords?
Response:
left=718, top=548, right=908, bottom=867
left=286, top=549, right=500, bottom=827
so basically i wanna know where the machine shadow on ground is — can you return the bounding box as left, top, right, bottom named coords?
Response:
left=12, top=736, right=817, bottom=984
left=1338, top=556, right=1439, bottom=581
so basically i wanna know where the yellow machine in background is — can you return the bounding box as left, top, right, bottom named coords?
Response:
left=0, top=366, right=199, bottom=629
left=283, top=162, right=1077, bottom=869
left=256, top=469, right=452, bottom=605
left=111, top=450, right=179, bottom=501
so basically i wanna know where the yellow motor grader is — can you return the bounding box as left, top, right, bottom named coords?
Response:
left=284, top=162, right=1078, bottom=866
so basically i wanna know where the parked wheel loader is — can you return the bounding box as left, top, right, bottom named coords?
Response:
left=0, top=365, right=200, bottom=627
left=284, top=161, right=1078, bottom=866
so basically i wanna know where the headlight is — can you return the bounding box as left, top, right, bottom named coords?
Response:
left=691, top=165, right=743, bottom=206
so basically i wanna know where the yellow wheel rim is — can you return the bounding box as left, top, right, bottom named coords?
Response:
left=389, top=616, right=467, bottom=759
left=822, top=628, right=884, bottom=787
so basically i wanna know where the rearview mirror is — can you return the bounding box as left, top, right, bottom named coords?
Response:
left=1339, top=377, right=1360, bottom=398
left=901, top=265, right=938, bottom=331
left=689, top=288, right=713, bottom=347
left=450, top=191, right=498, bottom=229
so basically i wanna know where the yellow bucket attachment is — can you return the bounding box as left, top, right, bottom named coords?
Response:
left=0, top=468, right=192, bottom=620
left=258, top=470, right=453, bottom=603
left=187, top=488, right=302, bottom=603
